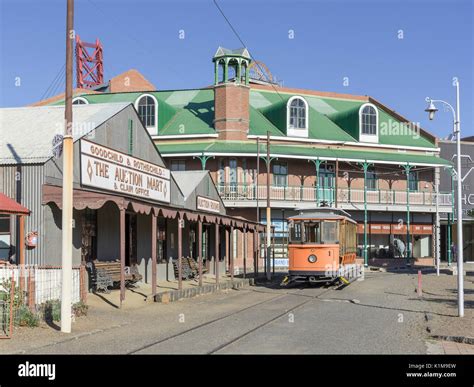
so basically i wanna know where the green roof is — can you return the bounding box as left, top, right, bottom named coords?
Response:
left=50, top=84, right=437, bottom=149
left=156, top=141, right=451, bottom=167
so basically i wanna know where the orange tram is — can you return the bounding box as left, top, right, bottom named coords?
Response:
left=283, top=208, right=363, bottom=286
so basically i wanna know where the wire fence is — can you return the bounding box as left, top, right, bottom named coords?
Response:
left=0, top=265, right=87, bottom=338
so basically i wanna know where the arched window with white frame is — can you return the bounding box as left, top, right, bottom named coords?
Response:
left=135, top=94, right=158, bottom=134
left=72, top=97, right=88, bottom=105
left=287, top=96, right=309, bottom=137
left=359, top=103, right=379, bottom=143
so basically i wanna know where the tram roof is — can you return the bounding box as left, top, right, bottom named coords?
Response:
left=289, top=208, right=356, bottom=223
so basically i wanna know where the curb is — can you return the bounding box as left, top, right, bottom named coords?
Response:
left=430, top=335, right=474, bottom=345
left=154, top=278, right=255, bottom=303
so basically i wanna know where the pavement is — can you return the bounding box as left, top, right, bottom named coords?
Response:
left=0, top=267, right=472, bottom=354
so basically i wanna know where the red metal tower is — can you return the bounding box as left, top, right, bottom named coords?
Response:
left=75, top=35, right=104, bottom=88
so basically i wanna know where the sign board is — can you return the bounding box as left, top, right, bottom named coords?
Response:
left=52, top=134, right=63, bottom=159
left=80, top=139, right=170, bottom=203
left=196, top=196, right=221, bottom=214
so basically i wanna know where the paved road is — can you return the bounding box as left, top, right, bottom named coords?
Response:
left=18, top=271, right=432, bottom=354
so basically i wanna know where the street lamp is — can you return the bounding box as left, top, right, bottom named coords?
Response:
left=424, top=80, right=464, bottom=317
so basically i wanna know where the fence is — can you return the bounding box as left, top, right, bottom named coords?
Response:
left=217, top=184, right=453, bottom=207
left=0, top=265, right=87, bottom=338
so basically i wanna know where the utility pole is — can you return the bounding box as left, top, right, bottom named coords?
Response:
left=256, top=137, right=260, bottom=223
left=61, top=0, right=74, bottom=333
left=266, top=131, right=271, bottom=281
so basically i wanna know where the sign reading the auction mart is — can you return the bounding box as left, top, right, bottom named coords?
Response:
left=80, top=139, right=170, bottom=203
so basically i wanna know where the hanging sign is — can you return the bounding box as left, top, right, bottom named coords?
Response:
left=80, top=139, right=170, bottom=203
left=25, top=231, right=38, bottom=247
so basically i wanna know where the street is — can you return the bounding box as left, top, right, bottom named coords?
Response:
left=3, top=269, right=472, bottom=355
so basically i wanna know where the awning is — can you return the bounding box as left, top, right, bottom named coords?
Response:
left=0, top=193, right=30, bottom=215
left=156, top=141, right=452, bottom=168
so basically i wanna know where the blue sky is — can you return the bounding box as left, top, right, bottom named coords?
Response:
left=1, top=0, right=472, bottom=139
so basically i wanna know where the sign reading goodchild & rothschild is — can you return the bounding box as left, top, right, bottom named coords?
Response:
left=80, top=139, right=170, bottom=203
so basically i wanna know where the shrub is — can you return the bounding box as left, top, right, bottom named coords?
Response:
left=72, top=301, right=88, bottom=317
left=15, top=305, right=39, bottom=327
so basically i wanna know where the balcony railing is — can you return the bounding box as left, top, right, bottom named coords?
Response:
left=217, top=184, right=453, bottom=207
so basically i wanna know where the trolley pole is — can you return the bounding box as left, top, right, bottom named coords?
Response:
left=61, top=0, right=74, bottom=333
left=266, top=131, right=271, bottom=281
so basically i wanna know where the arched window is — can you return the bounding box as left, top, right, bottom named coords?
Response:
left=360, top=104, right=378, bottom=136
left=72, top=97, right=88, bottom=105
left=288, top=98, right=307, bottom=129
left=135, top=94, right=158, bottom=133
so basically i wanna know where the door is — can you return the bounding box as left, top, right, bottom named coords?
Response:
left=319, top=165, right=335, bottom=205
left=125, top=213, right=137, bottom=266
left=81, top=209, right=97, bottom=263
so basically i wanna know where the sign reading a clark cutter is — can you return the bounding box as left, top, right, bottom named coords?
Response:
left=197, top=196, right=220, bottom=213
left=80, top=139, right=170, bottom=203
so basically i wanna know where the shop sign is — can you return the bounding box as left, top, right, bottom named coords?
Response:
left=196, top=196, right=221, bottom=214
left=80, top=140, right=170, bottom=203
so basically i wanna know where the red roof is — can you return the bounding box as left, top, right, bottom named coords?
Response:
left=0, top=193, right=30, bottom=215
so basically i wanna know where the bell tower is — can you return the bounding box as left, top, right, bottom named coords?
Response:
left=213, top=47, right=251, bottom=141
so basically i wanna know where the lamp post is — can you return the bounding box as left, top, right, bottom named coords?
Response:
left=425, top=80, right=464, bottom=317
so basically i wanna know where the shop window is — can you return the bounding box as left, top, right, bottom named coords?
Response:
left=0, top=215, right=11, bottom=261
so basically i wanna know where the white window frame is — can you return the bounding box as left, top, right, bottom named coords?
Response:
left=134, top=93, right=158, bottom=135
left=72, top=96, right=89, bottom=104
left=286, top=96, right=309, bottom=138
left=359, top=103, right=379, bottom=143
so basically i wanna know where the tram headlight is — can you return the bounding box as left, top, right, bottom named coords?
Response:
left=308, top=254, right=317, bottom=263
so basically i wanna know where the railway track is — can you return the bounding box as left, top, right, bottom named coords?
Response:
left=128, top=283, right=341, bottom=355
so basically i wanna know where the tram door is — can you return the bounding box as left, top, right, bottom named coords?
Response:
left=319, top=165, right=335, bottom=205
left=125, top=212, right=137, bottom=266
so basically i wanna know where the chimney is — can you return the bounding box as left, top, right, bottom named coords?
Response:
left=212, top=47, right=251, bottom=141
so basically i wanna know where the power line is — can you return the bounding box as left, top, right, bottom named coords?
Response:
left=39, top=63, right=66, bottom=101
left=212, top=0, right=285, bottom=103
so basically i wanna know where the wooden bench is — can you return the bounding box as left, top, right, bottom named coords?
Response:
left=172, top=257, right=208, bottom=281
left=86, top=260, right=143, bottom=293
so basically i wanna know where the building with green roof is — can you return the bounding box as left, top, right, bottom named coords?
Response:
left=44, top=46, right=453, bottom=268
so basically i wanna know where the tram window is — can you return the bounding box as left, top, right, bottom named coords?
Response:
left=321, top=221, right=338, bottom=243
left=290, top=222, right=302, bottom=243
left=304, top=222, right=321, bottom=244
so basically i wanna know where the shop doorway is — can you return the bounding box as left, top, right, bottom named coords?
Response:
left=125, top=212, right=137, bottom=266
left=202, top=224, right=211, bottom=269
left=81, top=209, right=97, bottom=263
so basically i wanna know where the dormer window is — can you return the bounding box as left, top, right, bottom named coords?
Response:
left=287, top=96, right=309, bottom=137
left=72, top=97, right=88, bottom=104
left=135, top=94, right=158, bottom=135
left=359, top=103, right=379, bottom=143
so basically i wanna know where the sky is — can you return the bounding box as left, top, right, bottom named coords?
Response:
left=0, top=0, right=472, bottom=139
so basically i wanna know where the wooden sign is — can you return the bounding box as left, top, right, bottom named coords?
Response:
left=196, top=196, right=220, bottom=214
left=80, top=139, right=170, bottom=203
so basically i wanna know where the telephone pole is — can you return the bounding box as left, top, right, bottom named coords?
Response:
left=61, top=0, right=74, bottom=333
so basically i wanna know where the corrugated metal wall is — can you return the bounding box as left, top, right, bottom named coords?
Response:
left=0, top=164, right=45, bottom=265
